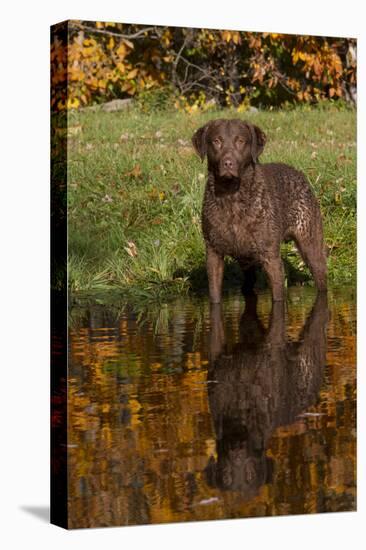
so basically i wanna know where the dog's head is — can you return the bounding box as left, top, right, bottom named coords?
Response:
left=192, top=119, right=266, bottom=181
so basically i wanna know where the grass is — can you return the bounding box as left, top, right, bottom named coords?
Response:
left=65, top=102, right=356, bottom=300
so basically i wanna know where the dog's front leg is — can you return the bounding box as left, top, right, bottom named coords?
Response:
left=209, top=304, right=225, bottom=362
left=206, top=243, right=224, bottom=304
left=262, top=255, right=285, bottom=302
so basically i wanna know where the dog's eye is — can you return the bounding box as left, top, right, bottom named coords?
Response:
left=236, top=137, right=245, bottom=144
left=213, top=138, right=221, bottom=147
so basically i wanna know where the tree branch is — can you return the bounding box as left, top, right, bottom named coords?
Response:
left=69, top=22, right=156, bottom=40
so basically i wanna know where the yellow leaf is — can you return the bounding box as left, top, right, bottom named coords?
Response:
left=127, top=68, right=138, bottom=80
left=232, top=32, right=241, bottom=45
left=67, top=98, right=80, bottom=110
left=116, top=62, right=126, bottom=74
left=237, top=103, right=247, bottom=113
left=116, top=43, right=127, bottom=58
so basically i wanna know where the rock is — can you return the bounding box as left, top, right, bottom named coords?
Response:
left=249, top=106, right=259, bottom=113
left=101, top=99, right=134, bottom=112
left=205, top=98, right=217, bottom=108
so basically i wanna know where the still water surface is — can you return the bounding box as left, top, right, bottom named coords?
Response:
left=68, top=287, right=356, bottom=528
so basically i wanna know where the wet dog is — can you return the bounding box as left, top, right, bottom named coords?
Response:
left=192, top=119, right=327, bottom=302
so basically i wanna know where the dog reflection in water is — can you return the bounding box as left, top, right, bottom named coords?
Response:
left=205, top=293, right=328, bottom=498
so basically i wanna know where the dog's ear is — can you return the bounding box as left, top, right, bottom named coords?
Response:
left=192, top=122, right=211, bottom=161
left=247, top=123, right=266, bottom=163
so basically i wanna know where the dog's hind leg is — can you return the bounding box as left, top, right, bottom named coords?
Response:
left=262, top=255, right=285, bottom=301
left=294, top=234, right=327, bottom=292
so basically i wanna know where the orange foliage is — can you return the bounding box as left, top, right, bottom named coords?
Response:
left=51, top=21, right=356, bottom=111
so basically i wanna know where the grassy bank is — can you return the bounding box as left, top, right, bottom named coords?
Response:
left=66, top=103, right=356, bottom=299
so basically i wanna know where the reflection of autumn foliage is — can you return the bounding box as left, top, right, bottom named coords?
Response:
left=51, top=21, right=356, bottom=112
left=51, top=329, right=68, bottom=527
left=67, top=289, right=355, bottom=528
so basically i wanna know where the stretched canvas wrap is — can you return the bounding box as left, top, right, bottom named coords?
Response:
left=51, top=20, right=357, bottom=529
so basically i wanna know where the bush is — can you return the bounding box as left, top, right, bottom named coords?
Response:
left=136, top=86, right=178, bottom=113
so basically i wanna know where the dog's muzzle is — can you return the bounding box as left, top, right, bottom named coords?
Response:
left=219, top=155, right=239, bottom=178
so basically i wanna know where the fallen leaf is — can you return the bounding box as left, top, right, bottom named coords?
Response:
left=125, top=164, right=142, bottom=178
left=180, top=146, right=193, bottom=156
left=67, top=124, right=82, bottom=137
left=124, top=241, right=137, bottom=257
left=102, top=194, right=113, bottom=203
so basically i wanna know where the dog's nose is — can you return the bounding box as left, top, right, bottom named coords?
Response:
left=223, top=157, right=233, bottom=169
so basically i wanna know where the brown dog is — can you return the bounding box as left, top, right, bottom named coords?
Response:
left=192, top=119, right=327, bottom=303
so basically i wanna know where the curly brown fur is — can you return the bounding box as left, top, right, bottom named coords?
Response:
left=192, top=118, right=327, bottom=303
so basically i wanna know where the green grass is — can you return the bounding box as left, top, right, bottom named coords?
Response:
left=65, top=102, right=356, bottom=299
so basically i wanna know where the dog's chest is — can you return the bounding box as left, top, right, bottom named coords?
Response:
left=203, top=194, right=267, bottom=257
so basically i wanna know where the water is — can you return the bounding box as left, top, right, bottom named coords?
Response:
left=67, top=287, right=356, bottom=528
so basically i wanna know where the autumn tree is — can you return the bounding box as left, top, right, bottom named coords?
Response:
left=51, top=21, right=356, bottom=111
